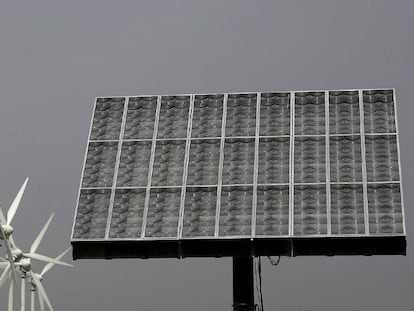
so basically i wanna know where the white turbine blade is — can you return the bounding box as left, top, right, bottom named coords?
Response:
left=24, top=253, right=73, bottom=267
left=1, top=230, right=19, bottom=288
left=30, top=271, right=53, bottom=311
left=0, top=263, right=11, bottom=288
left=8, top=234, right=17, bottom=249
left=7, top=177, right=29, bottom=225
left=0, top=203, right=7, bottom=224
left=38, top=287, right=45, bottom=311
left=41, top=247, right=71, bottom=277
left=0, top=262, right=9, bottom=268
left=30, top=213, right=54, bottom=253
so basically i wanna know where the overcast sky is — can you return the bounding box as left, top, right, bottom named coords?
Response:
left=1, top=1, right=413, bottom=310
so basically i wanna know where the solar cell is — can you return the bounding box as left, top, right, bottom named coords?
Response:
left=71, top=89, right=406, bottom=259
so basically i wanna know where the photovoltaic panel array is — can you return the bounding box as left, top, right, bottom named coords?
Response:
left=71, top=89, right=406, bottom=259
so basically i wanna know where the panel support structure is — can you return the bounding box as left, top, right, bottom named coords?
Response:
left=233, top=256, right=255, bottom=311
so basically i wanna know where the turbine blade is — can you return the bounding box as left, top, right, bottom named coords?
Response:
left=8, top=234, right=17, bottom=249
left=30, top=271, right=53, bottom=311
left=0, top=262, right=9, bottom=268
left=7, top=177, right=29, bottom=225
left=0, top=203, right=7, bottom=224
left=30, top=214, right=54, bottom=253
left=1, top=230, right=19, bottom=290
left=0, top=263, right=11, bottom=288
left=24, top=253, right=73, bottom=267
left=38, top=287, right=45, bottom=311
left=40, top=247, right=71, bottom=277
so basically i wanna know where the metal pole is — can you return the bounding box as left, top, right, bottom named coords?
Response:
left=232, top=256, right=255, bottom=311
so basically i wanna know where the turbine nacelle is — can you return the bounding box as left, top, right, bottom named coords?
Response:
left=0, top=224, right=14, bottom=238
left=17, top=258, right=32, bottom=273
left=11, top=248, right=23, bottom=261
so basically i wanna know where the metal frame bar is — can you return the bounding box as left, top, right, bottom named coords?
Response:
left=359, top=90, right=370, bottom=235
left=251, top=93, right=261, bottom=237
left=392, top=88, right=406, bottom=234
left=105, top=97, right=130, bottom=239
left=71, top=97, right=99, bottom=238
left=177, top=95, right=195, bottom=238
left=289, top=91, right=295, bottom=236
left=215, top=94, right=228, bottom=237
left=325, top=91, right=331, bottom=235
left=140, top=96, right=162, bottom=238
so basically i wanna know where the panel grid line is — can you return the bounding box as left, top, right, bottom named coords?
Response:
left=178, top=95, right=195, bottom=238
left=71, top=97, right=99, bottom=239
left=141, top=96, right=162, bottom=238
left=214, top=94, right=228, bottom=237
left=251, top=93, right=261, bottom=237
left=105, top=97, right=129, bottom=239
left=289, top=92, right=295, bottom=236
left=325, top=91, right=331, bottom=236
left=359, top=90, right=370, bottom=235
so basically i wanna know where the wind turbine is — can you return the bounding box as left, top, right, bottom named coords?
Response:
left=1, top=214, right=73, bottom=311
left=0, top=177, right=29, bottom=302
left=14, top=214, right=73, bottom=311
left=28, top=248, right=71, bottom=311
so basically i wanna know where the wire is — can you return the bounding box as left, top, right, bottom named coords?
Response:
left=254, top=256, right=283, bottom=311
left=254, top=257, right=264, bottom=311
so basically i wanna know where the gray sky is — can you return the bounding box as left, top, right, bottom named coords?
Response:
left=1, top=1, right=413, bottom=310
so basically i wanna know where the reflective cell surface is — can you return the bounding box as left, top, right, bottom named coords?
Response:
left=260, top=93, right=290, bottom=136
left=225, top=93, right=257, bottom=137
left=294, top=185, right=327, bottom=235
left=124, top=96, right=157, bottom=140
left=363, top=90, right=396, bottom=133
left=187, top=139, right=220, bottom=185
left=192, top=95, right=223, bottom=138
left=182, top=187, right=217, bottom=237
left=368, top=184, right=403, bottom=234
left=90, top=98, right=125, bottom=141
left=82, top=142, right=118, bottom=188
left=329, top=91, right=360, bottom=135
left=151, top=140, right=186, bottom=187
left=222, top=138, right=255, bottom=185
left=294, top=137, right=325, bottom=183
left=331, top=185, right=365, bottom=234
left=145, top=188, right=181, bottom=238
left=256, top=186, right=289, bottom=236
left=219, top=186, right=252, bottom=236
left=73, top=189, right=111, bottom=239
left=365, top=135, right=399, bottom=182
left=116, top=141, right=152, bottom=187
left=295, top=92, right=325, bottom=135
left=109, top=189, right=146, bottom=238
left=330, top=136, right=362, bottom=182
left=258, top=138, right=289, bottom=184
left=157, top=96, right=190, bottom=139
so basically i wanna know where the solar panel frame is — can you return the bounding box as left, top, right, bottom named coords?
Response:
left=71, top=89, right=406, bottom=259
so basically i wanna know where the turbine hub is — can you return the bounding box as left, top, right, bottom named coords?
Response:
left=18, top=258, right=32, bottom=272
left=11, top=248, right=23, bottom=261
left=0, top=224, right=14, bottom=237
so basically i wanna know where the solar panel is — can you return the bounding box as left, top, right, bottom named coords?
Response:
left=71, top=89, right=406, bottom=259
